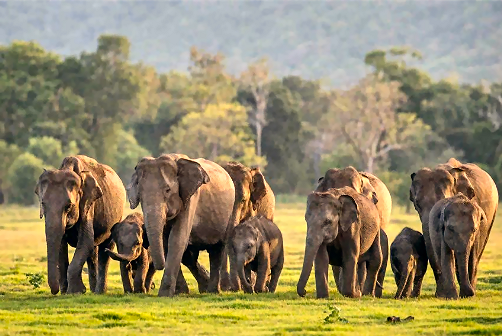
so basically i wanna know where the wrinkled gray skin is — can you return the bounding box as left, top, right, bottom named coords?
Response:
left=229, top=215, right=284, bottom=294
left=316, top=166, right=391, bottom=298
left=127, top=154, right=235, bottom=297
left=390, top=227, right=428, bottom=299
left=222, top=162, right=275, bottom=291
left=106, top=212, right=156, bottom=294
left=429, top=194, right=489, bottom=299
left=35, top=155, right=125, bottom=295
left=410, top=158, right=498, bottom=297
left=297, top=187, right=382, bottom=299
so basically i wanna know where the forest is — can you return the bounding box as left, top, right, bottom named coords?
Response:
left=1, top=34, right=502, bottom=207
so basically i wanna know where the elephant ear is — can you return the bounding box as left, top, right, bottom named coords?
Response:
left=60, top=156, right=85, bottom=174
left=177, top=158, right=210, bottom=206
left=79, top=171, right=103, bottom=219
left=439, top=202, right=452, bottom=231
left=250, top=168, right=267, bottom=210
left=339, top=194, right=359, bottom=231
left=126, top=167, right=141, bottom=209
left=34, top=169, right=49, bottom=219
left=450, top=168, right=476, bottom=200
left=409, top=172, right=417, bottom=203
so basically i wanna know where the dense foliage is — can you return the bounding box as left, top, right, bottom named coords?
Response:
left=0, top=34, right=501, bottom=205
left=1, top=2, right=501, bottom=86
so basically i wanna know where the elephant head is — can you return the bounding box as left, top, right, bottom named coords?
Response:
left=106, top=212, right=148, bottom=262
left=34, top=168, right=103, bottom=294
left=229, top=219, right=263, bottom=293
left=409, top=165, right=475, bottom=225
left=317, top=166, right=378, bottom=204
left=223, top=162, right=269, bottom=228
left=439, top=193, right=485, bottom=298
left=126, top=155, right=209, bottom=270
left=297, top=187, right=359, bottom=297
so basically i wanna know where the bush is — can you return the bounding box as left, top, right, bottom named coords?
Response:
left=7, top=153, right=48, bottom=205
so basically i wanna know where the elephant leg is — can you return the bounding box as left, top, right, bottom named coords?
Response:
left=182, top=249, right=209, bottom=293
left=403, top=266, right=416, bottom=298
left=341, top=240, right=361, bottom=298
left=145, top=263, right=156, bottom=293
left=86, top=246, right=98, bottom=293
left=120, top=262, right=133, bottom=293
left=58, top=239, right=69, bottom=294
left=469, top=248, right=478, bottom=290
left=363, top=234, right=383, bottom=297
left=268, top=252, right=284, bottom=293
left=95, top=238, right=114, bottom=294
left=133, top=249, right=149, bottom=294
left=411, top=275, right=424, bottom=298
left=314, top=244, right=330, bottom=299
left=175, top=268, right=190, bottom=294
left=375, top=231, right=388, bottom=298
left=207, top=242, right=225, bottom=294
left=357, top=262, right=367, bottom=293
left=67, top=220, right=95, bottom=294
left=440, top=240, right=458, bottom=299
left=158, top=214, right=193, bottom=297
left=245, top=265, right=255, bottom=287
left=333, top=266, right=342, bottom=293
left=219, top=250, right=231, bottom=291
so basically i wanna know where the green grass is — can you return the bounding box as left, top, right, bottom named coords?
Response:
left=1, top=203, right=502, bottom=335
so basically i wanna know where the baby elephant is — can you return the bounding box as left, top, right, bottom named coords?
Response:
left=229, top=215, right=284, bottom=294
left=105, top=213, right=155, bottom=293
left=390, top=227, right=428, bottom=299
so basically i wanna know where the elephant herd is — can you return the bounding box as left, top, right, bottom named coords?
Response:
left=33, top=155, right=498, bottom=300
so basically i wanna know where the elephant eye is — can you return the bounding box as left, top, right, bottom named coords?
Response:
left=64, top=203, right=72, bottom=212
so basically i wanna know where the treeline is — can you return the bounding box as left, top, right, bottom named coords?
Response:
left=1, top=35, right=501, bottom=206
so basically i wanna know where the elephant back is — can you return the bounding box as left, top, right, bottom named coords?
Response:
left=360, top=172, right=392, bottom=231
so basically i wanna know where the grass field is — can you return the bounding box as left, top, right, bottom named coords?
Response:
left=1, top=202, right=502, bottom=335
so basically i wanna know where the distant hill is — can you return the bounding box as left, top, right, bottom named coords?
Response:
left=1, top=1, right=501, bottom=87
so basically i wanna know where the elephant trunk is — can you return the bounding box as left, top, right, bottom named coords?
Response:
left=457, top=250, right=474, bottom=298
left=106, top=249, right=139, bottom=262
left=45, top=212, right=65, bottom=295
left=395, top=256, right=415, bottom=299
left=143, top=204, right=166, bottom=270
left=297, top=233, right=322, bottom=297
left=237, top=256, right=253, bottom=293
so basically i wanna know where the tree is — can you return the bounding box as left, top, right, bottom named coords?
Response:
left=7, top=153, right=47, bottom=205
left=111, top=129, right=150, bottom=184
left=327, top=75, right=432, bottom=173
left=240, top=58, right=271, bottom=163
left=160, top=103, right=265, bottom=167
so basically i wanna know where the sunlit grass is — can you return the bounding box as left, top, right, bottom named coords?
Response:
left=0, top=202, right=501, bottom=335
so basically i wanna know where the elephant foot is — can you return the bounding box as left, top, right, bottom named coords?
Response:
left=242, top=285, right=254, bottom=294
left=460, top=287, right=475, bottom=298
left=436, top=290, right=458, bottom=300
left=254, top=286, right=268, bottom=294
left=67, top=281, right=86, bottom=295
left=342, top=289, right=362, bottom=298
left=316, top=292, right=329, bottom=299
left=219, top=274, right=231, bottom=291
left=158, top=288, right=175, bottom=297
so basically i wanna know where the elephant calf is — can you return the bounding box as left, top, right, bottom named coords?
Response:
left=429, top=193, right=489, bottom=299
left=106, top=213, right=155, bottom=294
left=229, top=215, right=284, bottom=294
left=390, top=227, right=428, bottom=299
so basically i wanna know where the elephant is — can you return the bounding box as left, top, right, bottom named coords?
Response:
left=409, top=158, right=498, bottom=296
left=429, top=193, right=489, bottom=299
left=297, top=186, right=383, bottom=299
left=229, top=215, right=284, bottom=294
left=106, top=212, right=156, bottom=294
left=34, top=155, right=126, bottom=295
left=221, top=161, right=275, bottom=290
left=126, top=154, right=235, bottom=297
left=316, top=166, right=391, bottom=297
left=390, top=227, right=428, bottom=299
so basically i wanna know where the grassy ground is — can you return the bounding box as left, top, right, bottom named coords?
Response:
left=1, top=203, right=501, bottom=335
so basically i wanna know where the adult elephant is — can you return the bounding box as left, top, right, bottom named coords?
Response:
left=221, top=162, right=275, bottom=290
left=316, top=166, right=391, bottom=297
left=34, top=155, right=125, bottom=295
left=127, top=154, right=235, bottom=297
left=409, top=158, right=498, bottom=296
left=297, top=187, right=383, bottom=298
